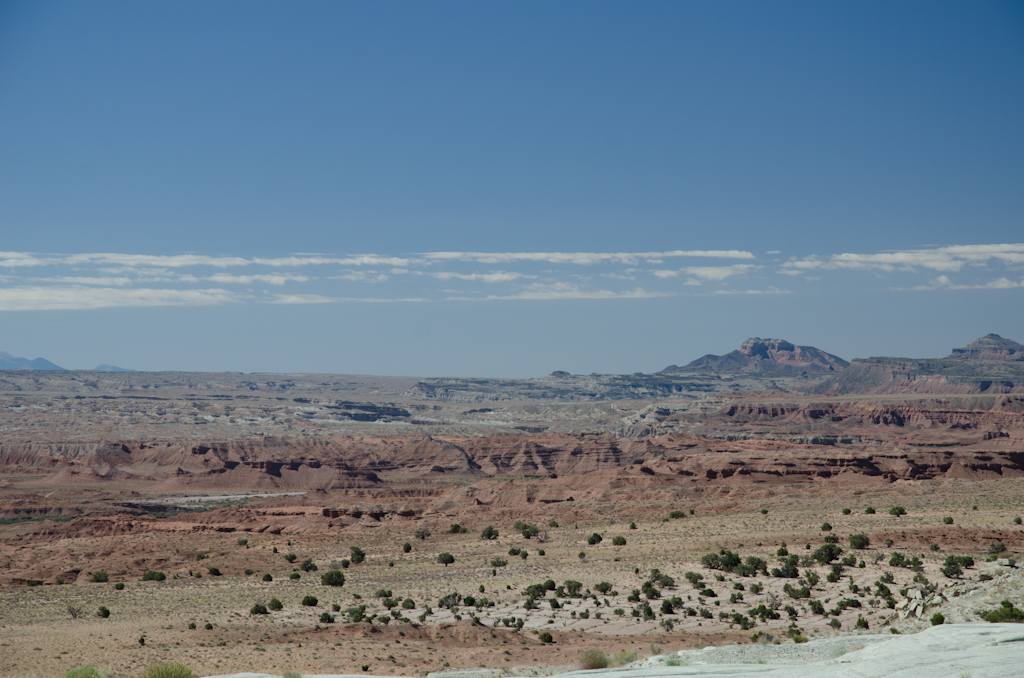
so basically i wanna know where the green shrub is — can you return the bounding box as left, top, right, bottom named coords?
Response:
left=538, top=549, right=545, bottom=556
left=301, top=595, right=318, bottom=606
left=628, top=521, right=636, bottom=529
left=437, top=552, right=455, bottom=566
left=849, top=534, right=870, bottom=549
left=207, top=567, right=221, bottom=576
left=300, top=558, right=317, bottom=572
left=244, top=568, right=254, bottom=575
left=761, top=509, right=769, bottom=515
left=943, top=516, right=953, bottom=525
left=403, top=542, right=412, bottom=552
left=402, top=597, right=415, bottom=609
left=142, top=570, right=167, bottom=581
left=821, top=522, right=832, bottom=532
left=268, top=598, right=283, bottom=611
left=579, top=649, right=608, bottom=670
left=549, top=520, right=559, bottom=528
left=114, top=582, right=124, bottom=590
left=865, top=507, right=876, bottom=514
left=319, top=612, right=335, bottom=623
left=1014, top=517, right=1022, bottom=525
left=941, top=554, right=963, bottom=578
left=250, top=603, right=269, bottom=615
left=889, top=506, right=906, bottom=516
left=612, top=536, right=626, bottom=546
left=979, top=600, right=1024, bottom=622
left=930, top=612, right=944, bottom=626
left=350, top=547, right=366, bottom=564
left=91, top=570, right=108, bottom=583
left=289, top=572, right=300, bottom=580
left=140, top=663, right=196, bottom=678
left=539, top=631, right=553, bottom=643
left=481, top=525, right=499, bottom=540
left=321, top=570, right=345, bottom=587
left=669, top=510, right=685, bottom=519
left=856, top=615, right=869, bottom=629
left=204, top=622, right=213, bottom=630
left=842, top=508, right=851, bottom=515
left=262, top=573, right=273, bottom=582
left=449, top=523, right=468, bottom=534
left=490, top=557, right=507, bottom=567
left=587, top=532, right=603, bottom=545
left=96, top=606, right=110, bottom=618
left=284, top=553, right=297, bottom=563
left=66, top=666, right=104, bottom=678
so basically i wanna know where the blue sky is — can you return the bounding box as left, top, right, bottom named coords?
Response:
left=0, top=1, right=1022, bottom=375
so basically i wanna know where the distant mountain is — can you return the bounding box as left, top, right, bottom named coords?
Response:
left=661, top=338, right=849, bottom=375
left=0, top=351, right=66, bottom=370
left=947, top=334, right=1024, bottom=361
left=94, top=364, right=136, bottom=372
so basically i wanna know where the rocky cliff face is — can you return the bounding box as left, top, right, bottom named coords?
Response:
left=663, top=338, right=848, bottom=375
left=948, top=334, right=1024, bottom=361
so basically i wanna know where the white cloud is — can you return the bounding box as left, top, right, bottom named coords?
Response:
left=423, top=250, right=755, bottom=265
left=325, top=272, right=389, bottom=282
left=0, top=252, right=50, bottom=267
left=428, top=271, right=527, bottom=283
left=206, top=274, right=309, bottom=286
left=782, top=243, right=1024, bottom=274
left=905, top=275, right=1024, bottom=291
left=32, top=276, right=135, bottom=286
left=0, top=286, right=235, bottom=311
left=651, top=264, right=755, bottom=280
left=713, top=286, right=790, bottom=295
left=268, top=294, right=427, bottom=304
left=448, top=282, right=671, bottom=301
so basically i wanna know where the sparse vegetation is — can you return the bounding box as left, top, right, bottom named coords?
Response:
left=437, top=552, right=455, bottom=566
left=90, top=571, right=108, bottom=583
left=301, top=595, right=318, bottom=607
left=579, top=649, right=608, bottom=670
left=140, top=663, right=195, bottom=678
left=890, top=506, right=906, bottom=516
left=321, top=570, right=345, bottom=586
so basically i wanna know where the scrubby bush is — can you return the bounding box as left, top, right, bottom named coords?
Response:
left=842, top=508, right=851, bottom=515
left=142, top=570, right=166, bottom=581
left=114, top=583, right=124, bottom=590
left=1014, top=517, right=1022, bottom=525
left=821, top=522, right=832, bottom=532
left=437, top=552, right=455, bottom=566
left=594, top=581, right=613, bottom=594
left=449, top=523, right=468, bottom=534
left=250, top=603, right=269, bottom=615
left=204, top=623, right=213, bottom=630
left=612, top=535, right=627, bottom=546
left=930, top=613, right=944, bottom=625
left=321, top=570, right=345, bottom=587
left=268, top=598, right=283, bottom=611
left=66, top=666, right=104, bottom=678
left=91, top=571, right=109, bottom=583
left=849, top=534, right=870, bottom=550
left=350, top=546, right=366, bottom=564
left=301, top=595, right=318, bottom=607
left=539, top=631, right=553, bottom=643
left=579, top=649, right=608, bottom=670
left=139, top=663, right=196, bottom=678
left=669, top=510, right=686, bottom=519
left=587, top=532, right=603, bottom=545
left=549, top=520, right=559, bottom=528
left=402, top=541, right=412, bottom=553
left=943, top=516, right=953, bottom=525
left=97, top=606, right=110, bottom=618
left=980, top=600, right=1024, bottom=622
left=319, top=612, right=335, bottom=623
left=402, top=597, right=415, bottom=609
left=207, top=567, right=221, bottom=576
left=300, top=558, right=317, bottom=572
left=481, top=526, right=499, bottom=540
left=865, top=506, right=876, bottom=514
left=262, top=573, right=273, bottom=582
left=812, top=543, right=843, bottom=564
left=289, top=572, right=300, bottom=580
left=284, top=553, right=297, bottom=563
left=490, top=557, right=507, bottom=567
left=889, top=506, right=906, bottom=516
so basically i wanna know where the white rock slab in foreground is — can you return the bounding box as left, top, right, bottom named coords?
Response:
left=202, top=623, right=1024, bottom=678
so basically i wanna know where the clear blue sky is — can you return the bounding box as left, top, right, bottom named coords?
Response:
left=0, top=1, right=1022, bottom=375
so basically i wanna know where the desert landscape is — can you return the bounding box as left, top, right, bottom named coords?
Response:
left=1, top=336, right=1022, bottom=678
